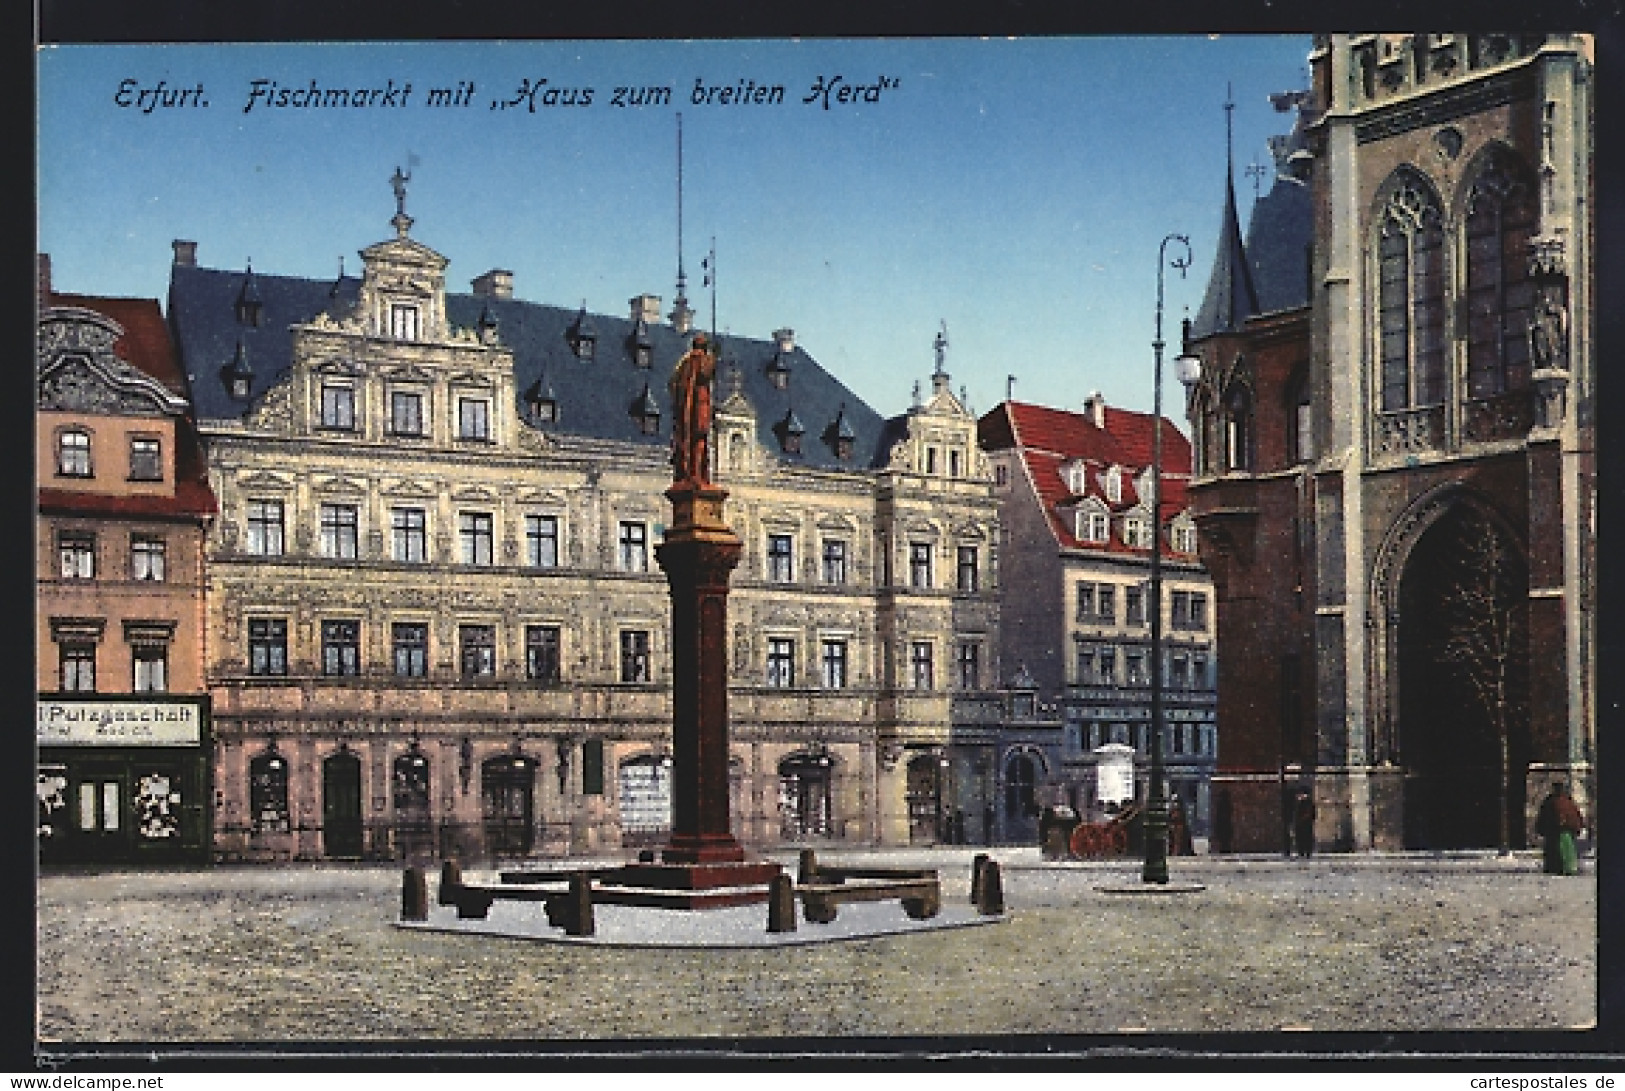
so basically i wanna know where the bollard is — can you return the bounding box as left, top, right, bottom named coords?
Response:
left=767, top=873, right=797, bottom=933
left=437, top=860, right=463, bottom=906
left=970, top=853, right=989, bottom=906
left=565, top=870, right=595, bottom=937
left=797, top=847, right=819, bottom=885
left=401, top=866, right=429, bottom=921
left=975, top=859, right=1004, bottom=916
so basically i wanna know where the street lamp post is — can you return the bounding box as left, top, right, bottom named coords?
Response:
left=1143, top=232, right=1191, bottom=885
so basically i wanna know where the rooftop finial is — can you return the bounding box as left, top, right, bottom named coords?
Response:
left=933, top=321, right=949, bottom=376
left=1224, top=82, right=1236, bottom=177
left=670, top=113, right=694, bottom=333
left=390, top=163, right=414, bottom=238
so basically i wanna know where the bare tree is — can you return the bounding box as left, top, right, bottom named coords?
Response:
left=1434, top=507, right=1526, bottom=853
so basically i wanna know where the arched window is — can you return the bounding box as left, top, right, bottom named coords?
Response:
left=1224, top=385, right=1254, bottom=471
left=1464, top=149, right=1537, bottom=400
left=1004, top=751, right=1038, bottom=820
left=1376, top=172, right=1446, bottom=411
left=249, top=748, right=291, bottom=833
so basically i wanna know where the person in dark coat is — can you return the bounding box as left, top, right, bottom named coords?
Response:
left=1292, top=788, right=1316, bottom=858
left=1168, top=795, right=1195, bottom=856
left=1537, top=783, right=1585, bottom=875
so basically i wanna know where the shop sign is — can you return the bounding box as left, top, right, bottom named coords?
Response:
left=36, top=700, right=202, bottom=746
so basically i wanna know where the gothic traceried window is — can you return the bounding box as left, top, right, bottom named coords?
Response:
left=1464, top=149, right=1537, bottom=400
left=1377, top=173, right=1446, bottom=411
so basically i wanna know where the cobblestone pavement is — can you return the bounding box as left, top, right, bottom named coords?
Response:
left=36, top=848, right=1595, bottom=1043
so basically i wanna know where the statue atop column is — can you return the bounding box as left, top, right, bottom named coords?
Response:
left=668, top=333, right=716, bottom=488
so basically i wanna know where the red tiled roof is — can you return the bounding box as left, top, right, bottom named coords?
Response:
left=978, top=400, right=1195, bottom=558
left=38, top=482, right=216, bottom=520
left=49, top=292, right=188, bottom=396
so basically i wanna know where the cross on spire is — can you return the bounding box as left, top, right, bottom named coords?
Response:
left=1245, top=160, right=1268, bottom=206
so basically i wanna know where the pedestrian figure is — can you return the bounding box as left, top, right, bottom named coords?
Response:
left=1168, top=795, right=1194, bottom=856
left=1213, top=788, right=1233, bottom=855
left=1292, top=788, right=1316, bottom=858
left=1536, top=783, right=1585, bottom=875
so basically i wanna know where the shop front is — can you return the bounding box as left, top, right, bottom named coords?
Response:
left=37, top=696, right=212, bottom=865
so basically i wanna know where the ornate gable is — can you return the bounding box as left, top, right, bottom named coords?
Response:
left=37, top=308, right=188, bottom=418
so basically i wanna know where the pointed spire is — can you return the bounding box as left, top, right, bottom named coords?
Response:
left=670, top=113, right=693, bottom=333
left=234, top=260, right=263, bottom=326
left=1191, top=87, right=1260, bottom=338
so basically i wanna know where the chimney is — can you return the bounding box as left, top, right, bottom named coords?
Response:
left=1084, top=391, right=1107, bottom=428
left=37, top=253, right=51, bottom=309
left=172, top=240, right=197, bottom=267
left=471, top=269, right=513, bottom=299
left=773, top=328, right=796, bottom=353
left=630, top=294, right=663, bottom=325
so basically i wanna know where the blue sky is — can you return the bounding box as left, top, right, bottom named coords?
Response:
left=37, top=37, right=1312, bottom=421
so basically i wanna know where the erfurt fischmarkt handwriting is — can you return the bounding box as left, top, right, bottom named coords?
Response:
left=111, top=74, right=902, bottom=115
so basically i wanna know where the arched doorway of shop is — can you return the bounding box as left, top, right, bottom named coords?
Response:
left=1397, top=504, right=1530, bottom=849
left=482, top=754, right=536, bottom=857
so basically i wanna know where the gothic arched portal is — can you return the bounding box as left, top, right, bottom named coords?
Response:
left=1385, top=498, right=1530, bottom=849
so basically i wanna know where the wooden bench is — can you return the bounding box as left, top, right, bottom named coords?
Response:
left=441, top=871, right=595, bottom=935
left=798, top=877, right=941, bottom=923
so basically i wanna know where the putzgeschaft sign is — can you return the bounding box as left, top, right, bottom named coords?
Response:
left=37, top=700, right=203, bottom=746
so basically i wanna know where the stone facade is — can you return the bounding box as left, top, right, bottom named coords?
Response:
left=176, top=207, right=1002, bottom=862
left=1187, top=34, right=1594, bottom=851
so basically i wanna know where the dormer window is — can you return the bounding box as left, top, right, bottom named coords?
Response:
left=766, top=351, right=792, bottom=390
left=1104, top=467, right=1123, bottom=504
left=629, top=319, right=654, bottom=368
left=390, top=303, right=420, bottom=341
left=1171, top=521, right=1199, bottom=555
left=827, top=405, right=856, bottom=460
left=223, top=340, right=253, bottom=401
left=1064, top=462, right=1089, bottom=495
left=235, top=265, right=263, bottom=327
left=1076, top=506, right=1109, bottom=544
left=525, top=378, right=558, bottom=425
left=632, top=384, right=661, bottom=436
left=774, top=408, right=805, bottom=455
left=1123, top=513, right=1152, bottom=550
left=569, top=306, right=598, bottom=360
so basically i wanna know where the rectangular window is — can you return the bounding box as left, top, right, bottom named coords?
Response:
left=619, top=521, right=649, bottom=573
left=1190, top=593, right=1208, bottom=629
left=767, top=534, right=794, bottom=583
left=526, top=515, right=559, bottom=568
left=459, top=624, right=496, bottom=678
left=1098, top=647, right=1117, bottom=685
left=391, top=507, right=427, bottom=563
left=390, top=391, right=425, bottom=436
left=459, top=512, right=494, bottom=566
left=1075, top=645, right=1095, bottom=686
left=620, top=630, right=651, bottom=683
left=1097, top=586, right=1116, bottom=624
left=320, top=503, right=359, bottom=559
left=321, top=620, right=361, bottom=677
left=1076, top=582, right=1095, bottom=621
left=1126, top=587, right=1145, bottom=626
left=130, top=536, right=166, bottom=581
left=821, top=640, right=848, bottom=689
left=1193, top=655, right=1209, bottom=689
left=909, top=542, right=933, bottom=589
left=582, top=739, right=605, bottom=797
left=957, top=642, right=980, bottom=690
left=248, top=618, right=288, bottom=677
left=320, top=385, right=356, bottom=430
left=1170, top=653, right=1190, bottom=690
left=128, top=437, right=162, bottom=481
left=957, top=546, right=979, bottom=593
left=58, top=431, right=92, bottom=477
left=392, top=623, right=428, bottom=678
left=949, top=450, right=962, bottom=478
left=245, top=500, right=285, bottom=556
left=133, top=644, right=168, bottom=692
left=910, top=641, right=934, bottom=690
left=59, top=644, right=96, bottom=692
left=1171, top=590, right=1191, bottom=628
left=526, top=625, right=561, bottom=683
left=58, top=533, right=95, bottom=579
left=822, top=540, right=848, bottom=584
left=766, top=637, right=796, bottom=687
left=390, top=303, right=420, bottom=341
left=1125, top=652, right=1146, bottom=686
left=458, top=398, right=491, bottom=441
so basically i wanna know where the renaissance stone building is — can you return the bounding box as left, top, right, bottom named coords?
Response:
left=36, top=261, right=217, bottom=864
left=1184, top=34, right=1594, bottom=851
left=980, top=396, right=1218, bottom=841
left=168, top=193, right=1001, bottom=862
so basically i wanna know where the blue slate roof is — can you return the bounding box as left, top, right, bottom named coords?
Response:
left=169, top=261, right=893, bottom=471
left=1245, top=175, right=1312, bottom=318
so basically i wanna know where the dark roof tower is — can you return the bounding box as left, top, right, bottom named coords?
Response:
left=1191, top=89, right=1260, bottom=339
